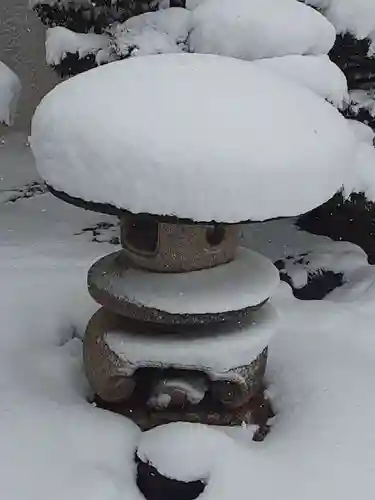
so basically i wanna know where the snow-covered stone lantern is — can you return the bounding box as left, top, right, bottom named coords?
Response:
left=30, top=53, right=356, bottom=429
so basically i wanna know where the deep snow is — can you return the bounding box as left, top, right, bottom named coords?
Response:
left=305, top=0, right=375, bottom=41
left=110, top=8, right=192, bottom=58
left=45, top=27, right=110, bottom=66
left=253, top=54, right=348, bottom=108
left=43, top=1, right=339, bottom=74
left=189, top=0, right=336, bottom=59
left=1, top=133, right=375, bottom=499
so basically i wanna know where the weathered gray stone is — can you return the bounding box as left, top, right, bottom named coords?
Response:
left=87, top=250, right=269, bottom=326
left=84, top=308, right=269, bottom=417
left=211, top=354, right=267, bottom=408
left=83, top=310, right=135, bottom=403
left=120, top=215, right=241, bottom=273
left=81, top=207, right=274, bottom=431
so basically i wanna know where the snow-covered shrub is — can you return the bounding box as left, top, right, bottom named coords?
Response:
left=31, top=0, right=375, bottom=232
left=31, top=0, right=343, bottom=82
left=302, top=0, right=375, bottom=128
left=30, top=0, right=165, bottom=75
left=298, top=0, right=375, bottom=246
left=108, top=7, right=191, bottom=58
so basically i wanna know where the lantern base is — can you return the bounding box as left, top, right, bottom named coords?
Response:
left=93, top=384, right=274, bottom=439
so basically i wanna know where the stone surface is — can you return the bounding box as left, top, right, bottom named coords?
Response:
left=83, top=314, right=137, bottom=402
left=83, top=307, right=270, bottom=411
left=87, top=249, right=278, bottom=325
left=84, top=306, right=274, bottom=383
left=120, top=215, right=240, bottom=273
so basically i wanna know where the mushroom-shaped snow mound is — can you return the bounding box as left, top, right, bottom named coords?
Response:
left=136, top=422, right=249, bottom=500
left=137, top=422, right=235, bottom=482
left=189, top=0, right=336, bottom=60
left=31, top=53, right=356, bottom=223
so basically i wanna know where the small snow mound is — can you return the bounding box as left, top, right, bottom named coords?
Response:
left=253, top=54, right=348, bottom=108
left=46, top=27, right=109, bottom=66
left=137, top=422, right=236, bottom=482
left=343, top=140, right=375, bottom=200
left=349, top=89, right=375, bottom=118
left=0, top=62, right=21, bottom=126
left=185, top=0, right=204, bottom=9
left=31, top=53, right=356, bottom=222
left=110, top=8, right=192, bottom=58
left=344, top=117, right=375, bottom=199
left=347, top=119, right=375, bottom=145
left=328, top=265, right=375, bottom=301
left=278, top=240, right=368, bottom=290
left=189, top=0, right=336, bottom=60
left=305, top=0, right=375, bottom=40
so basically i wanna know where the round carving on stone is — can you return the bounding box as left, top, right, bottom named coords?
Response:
left=211, top=354, right=267, bottom=408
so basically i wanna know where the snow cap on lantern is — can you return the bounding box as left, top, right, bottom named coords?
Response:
left=30, top=53, right=356, bottom=224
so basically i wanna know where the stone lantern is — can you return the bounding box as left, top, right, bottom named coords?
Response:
left=51, top=200, right=280, bottom=428
left=30, top=53, right=355, bottom=430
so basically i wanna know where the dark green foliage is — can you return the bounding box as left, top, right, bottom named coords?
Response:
left=32, top=0, right=162, bottom=75
left=299, top=24, right=375, bottom=250
left=298, top=192, right=375, bottom=263
left=33, top=1, right=161, bottom=32
left=52, top=53, right=97, bottom=77
left=329, top=33, right=375, bottom=91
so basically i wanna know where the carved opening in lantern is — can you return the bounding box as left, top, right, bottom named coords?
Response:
left=205, top=225, right=226, bottom=247
left=123, top=215, right=159, bottom=256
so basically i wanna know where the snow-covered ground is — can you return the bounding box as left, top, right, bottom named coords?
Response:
left=1, top=133, right=375, bottom=499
